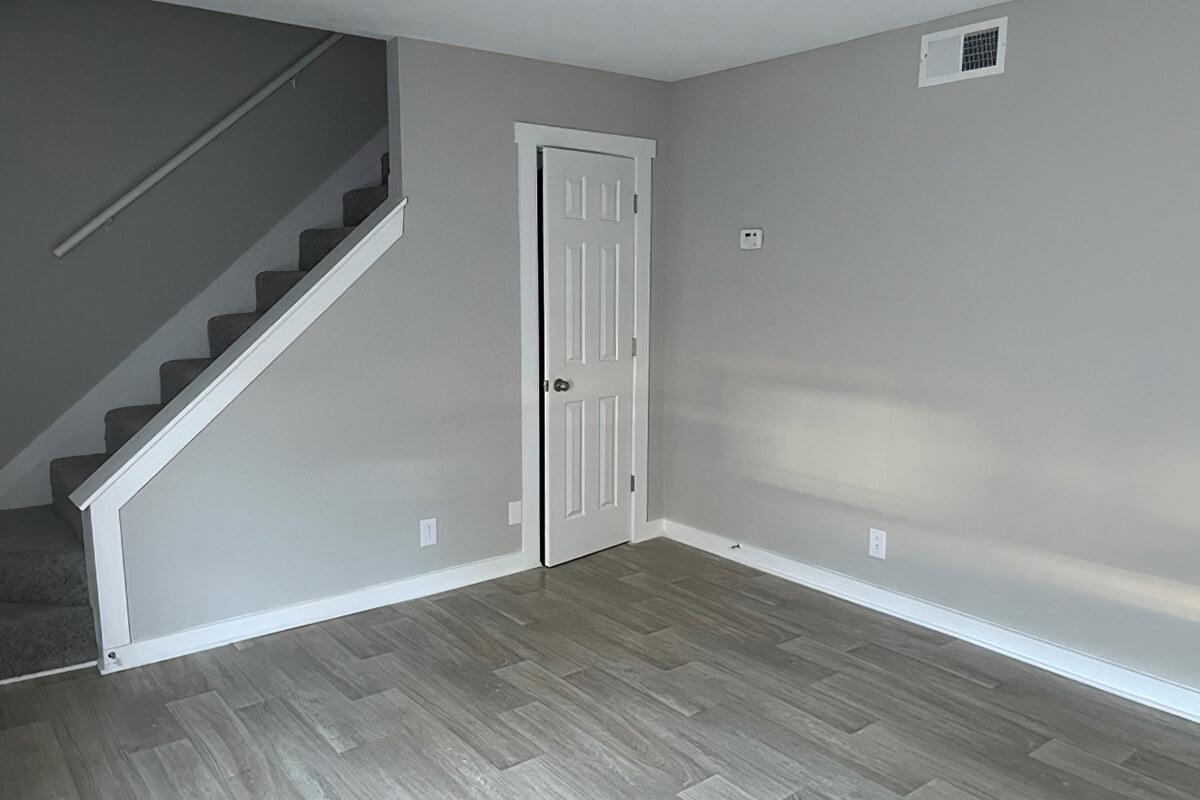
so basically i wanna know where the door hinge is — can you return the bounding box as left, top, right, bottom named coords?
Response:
left=631, top=337, right=638, bottom=356
left=631, top=474, right=636, bottom=493
left=633, top=194, right=639, bottom=214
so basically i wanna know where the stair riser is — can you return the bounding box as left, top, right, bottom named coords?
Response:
left=105, top=407, right=160, bottom=456
left=105, top=432, right=137, bottom=456
left=52, top=493, right=83, bottom=541
left=208, top=316, right=258, bottom=359
left=343, top=185, right=388, bottom=227
left=256, top=271, right=306, bottom=312
left=49, top=458, right=103, bottom=541
left=298, top=228, right=353, bottom=271
left=0, top=606, right=94, bottom=682
left=0, top=553, right=88, bottom=607
left=160, top=360, right=211, bottom=405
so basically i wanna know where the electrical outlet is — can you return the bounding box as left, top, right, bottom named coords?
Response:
left=508, top=501, right=523, bottom=526
left=869, top=528, right=887, bottom=560
left=419, top=518, right=438, bottom=548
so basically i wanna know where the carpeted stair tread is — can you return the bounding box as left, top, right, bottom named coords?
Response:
left=256, top=270, right=307, bottom=312
left=50, top=453, right=107, bottom=539
left=105, top=404, right=162, bottom=455
left=0, top=507, right=88, bottom=607
left=0, top=603, right=94, bottom=681
left=160, top=358, right=212, bottom=405
left=298, top=226, right=354, bottom=271
left=207, top=312, right=261, bottom=358
left=343, top=184, right=388, bottom=227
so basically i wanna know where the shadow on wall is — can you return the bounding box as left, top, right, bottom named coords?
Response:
left=670, top=355, right=1200, bottom=626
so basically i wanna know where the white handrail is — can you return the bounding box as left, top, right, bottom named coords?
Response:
left=54, top=33, right=344, bottom=258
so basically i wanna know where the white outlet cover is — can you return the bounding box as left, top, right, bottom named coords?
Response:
left=740, top=228, right=763, bottom=250
left=508, top=501, right=523, bottom=526
left=420, top=518, right=438, bottom=547
left=869, top=528, right=887, bottom=559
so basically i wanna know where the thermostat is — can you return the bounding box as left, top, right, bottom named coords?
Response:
left=740, top=228, right=763, bottom=251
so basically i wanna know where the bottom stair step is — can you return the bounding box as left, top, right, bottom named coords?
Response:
left=0, top=603, right=94, bottom=682
left=50, top=453, right=107, bottom=539
left=0, top=507, right=88, bottom=606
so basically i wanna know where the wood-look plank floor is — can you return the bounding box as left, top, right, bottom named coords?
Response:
left=2, top=539, right=1197, bottom=799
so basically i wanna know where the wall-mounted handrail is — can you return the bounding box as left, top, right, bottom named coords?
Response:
left=54, top=33, right=344, bottom=258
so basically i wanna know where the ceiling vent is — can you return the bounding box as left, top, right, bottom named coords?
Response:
left=919, top=17, right=1007, bottom=87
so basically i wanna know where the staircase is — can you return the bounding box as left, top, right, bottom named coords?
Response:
left=0, top=154, right=390, bottom=682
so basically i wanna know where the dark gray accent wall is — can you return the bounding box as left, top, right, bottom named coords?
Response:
left=657, top=0, right=1200, bottom=687
left=0, top=0, right=386, bottom=468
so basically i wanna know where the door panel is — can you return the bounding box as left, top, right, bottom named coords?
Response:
left=543, top=148, right=636, bottom=566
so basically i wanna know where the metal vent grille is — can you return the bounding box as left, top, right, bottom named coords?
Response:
left=961, top=28, right=1000, bottom=72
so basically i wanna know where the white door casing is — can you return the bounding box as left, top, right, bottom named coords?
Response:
left=515, top=123, right=656, bottom=571
left=542, top=148, right=636, bottom=565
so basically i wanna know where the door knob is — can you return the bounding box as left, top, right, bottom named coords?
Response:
left=553, top=378, right=571, bottom=392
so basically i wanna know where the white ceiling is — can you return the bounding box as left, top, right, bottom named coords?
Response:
left=158, top=0, right=1010, bottom=82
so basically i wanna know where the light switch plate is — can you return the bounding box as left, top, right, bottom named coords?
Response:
left=740, top=228, right=763, bottom=250
left=420, top=518, right=438, bottom=547
left=508, top=501, right=522, bottom=526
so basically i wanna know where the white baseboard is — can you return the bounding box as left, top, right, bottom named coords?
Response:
left=102, top=550, right=533, bottom=674
left=663, top=520, right=1200, bottom=725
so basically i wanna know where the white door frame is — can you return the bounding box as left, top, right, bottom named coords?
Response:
left=515, top=122, right=657, bottom=565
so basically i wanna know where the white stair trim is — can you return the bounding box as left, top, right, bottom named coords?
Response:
left=73, top=197, right=407, bottom=661
left=662, top=519, right=1200, bottom=725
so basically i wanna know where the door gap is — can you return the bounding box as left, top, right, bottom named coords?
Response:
left=537, top=151, right=547, bottom=566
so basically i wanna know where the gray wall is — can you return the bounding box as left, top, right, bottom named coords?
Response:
left=119, top=38, right=667, bottom=640
left=658, top=0, right=1200, bottom=687
left=0, top=0, right=386, bottom=470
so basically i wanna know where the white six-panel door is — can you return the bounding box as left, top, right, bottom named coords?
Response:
left=542, top=148, right=636, bottom=566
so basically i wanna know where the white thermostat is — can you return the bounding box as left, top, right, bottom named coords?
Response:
left=740, top=228, right=763, bottom=250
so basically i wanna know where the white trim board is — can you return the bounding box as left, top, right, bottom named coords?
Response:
left=102, top=551, right=529, bottom=674
left=514, top=123, right=659, bottom=564
left=661, top=520, right=1200, bottom=725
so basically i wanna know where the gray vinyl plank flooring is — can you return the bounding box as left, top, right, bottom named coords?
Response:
left=1, top=539, right=1197, bottom=799
left=0, top=721, right=81, bottom=799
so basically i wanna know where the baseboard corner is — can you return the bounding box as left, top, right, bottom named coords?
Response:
left=634, top=518, right=666, bottom=543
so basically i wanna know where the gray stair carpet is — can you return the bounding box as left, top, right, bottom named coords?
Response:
left=0, top=153, right=389, bottom=682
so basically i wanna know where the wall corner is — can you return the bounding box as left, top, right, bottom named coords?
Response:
left=386, top=38, right=404, bottom=199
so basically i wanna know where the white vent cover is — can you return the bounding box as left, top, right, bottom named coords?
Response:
left=919, top=17, right=1007, bottom=87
